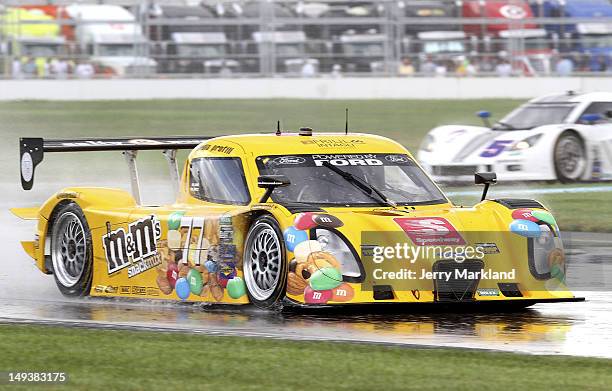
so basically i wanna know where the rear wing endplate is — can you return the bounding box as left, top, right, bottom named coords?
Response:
left=20, top=136, right=216, bottom=203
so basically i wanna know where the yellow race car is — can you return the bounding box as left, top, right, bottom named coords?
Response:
left=13, top=129, right=582, bottom=310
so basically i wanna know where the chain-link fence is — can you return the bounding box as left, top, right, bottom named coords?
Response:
left=2, top=0, right=612, bottom=79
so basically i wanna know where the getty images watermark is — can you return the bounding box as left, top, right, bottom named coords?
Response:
left=369, top=243, right=516, bottom=282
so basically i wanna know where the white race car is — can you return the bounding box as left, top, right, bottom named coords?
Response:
left=417, top=91, right=612, bottom=183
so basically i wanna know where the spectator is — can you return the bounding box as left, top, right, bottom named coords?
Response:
left=593, top=55, right=608, bottom=72
left=466, top=57, right=478, bottom=76
left=478, top=55, right=495, bottom=74
left=455, top=56, right=467, bottom=76
left=573, top=53, right=588, bottom=72
left=22, top=57, right=37, bottom=78
left=11, top=58, right=23, bottom=79
left=455, top=56, right=476, bottom=77
left=398, top=57, right=415, bottom=76
left=75, top=61, right=95, bottom=79
left=495, top=59, right=512, bottom=77
left=556, top=56, right=574, bottom=76
left=331, top=64, right=342, bottom=78
left=219, top=61, right=233, bottom=77
left=35, top=57, right=49, bottom=78
left=57, top=58, right=70, bottom=79
left=419, top=55, right=436, bottom=75
left=301, top=60, right=316, bottom=77
left=50, top=58, right=69, bottom=79
left=435, top=61, right=448, bottom=77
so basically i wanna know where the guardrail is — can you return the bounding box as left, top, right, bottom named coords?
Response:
left=0, top=77, right=609, bottom=100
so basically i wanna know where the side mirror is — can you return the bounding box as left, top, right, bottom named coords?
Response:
left=258, top=175, right=290, bottom=202
left=475, top=172, right=497, bottom=185
left=476, top=111, right=491, bottom=127
left=476, top=111, right=491, bottom=119
left=605, top=110, right=612, bottom=119
left=580, top=113, right=602, bottom=124
left=475, top=172, right=497, bottom=201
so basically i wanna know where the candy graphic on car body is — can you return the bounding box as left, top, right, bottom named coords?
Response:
left=510, top=219, right=542, bottom=238
left=304, top=286, right=333, bottom=304
left=313, top=214, right=343, bottom=228
left=293, top=212, right=318, bottom=230
left=283, top=226, right=308, bottom=252
left=175, top=277, right=190, bottom=300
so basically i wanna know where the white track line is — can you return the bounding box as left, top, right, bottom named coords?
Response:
left=446, top=185, right=612, bottom=197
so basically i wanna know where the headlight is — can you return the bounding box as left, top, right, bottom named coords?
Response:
left=510, top=134, right=542, bottom=151
left=529, top=225, right=565, bottom=282
left=420, top=134, right=436, bottom=152
left=314, top=228, right=363, bottom=280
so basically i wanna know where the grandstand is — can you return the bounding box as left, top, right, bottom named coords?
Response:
left=2, top=0, right=612, bottom=78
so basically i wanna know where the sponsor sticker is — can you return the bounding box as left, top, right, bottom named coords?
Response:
left=202, top=144, right=235, bottom=154
left=102, top=215, right=162, bottom=276
left=475, top=242, right=500, bottom=255
left=300, top=139, right=365, bottom=148
left=499, top=4, right=527, bottom=19
left=272, top=156, right=306, bottom=165
left=393, top=217, right=466, bottom=246
left=21, top=152, right=33, bottom=182
left=477, top=288, right=500, bottom=297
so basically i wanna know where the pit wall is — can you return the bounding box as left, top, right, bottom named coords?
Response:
left=1, top=77, right=611, bottom=100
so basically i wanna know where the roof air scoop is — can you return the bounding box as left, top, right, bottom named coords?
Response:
left=299, top=127, right=313, bottom=136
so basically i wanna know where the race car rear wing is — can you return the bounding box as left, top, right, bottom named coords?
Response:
left=20, top=136, right=215, bottom=203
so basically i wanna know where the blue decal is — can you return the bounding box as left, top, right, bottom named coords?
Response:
left=175, top=277, right=191, bottom=300
left=283, top=227, right=308, bottom=252
left=510, top=219, right=542, bottom=238
left=480, top=140, right=513, bottom=158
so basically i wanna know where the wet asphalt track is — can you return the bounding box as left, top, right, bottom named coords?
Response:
left=1, top=183, right=612, bottom=359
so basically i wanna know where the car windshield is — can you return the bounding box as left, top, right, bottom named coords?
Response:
left=493, top=104, right=576, bottom=130
left=256, top=153, right=447, bottom=206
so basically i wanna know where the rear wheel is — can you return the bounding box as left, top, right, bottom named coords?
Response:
left=243, top=215, right=287, bottom=310
left=50, top=203, right=93, bottom=297
left=554, top=132, right=586, bottom=183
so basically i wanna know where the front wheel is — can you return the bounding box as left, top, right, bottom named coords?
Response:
left=554, top=132, right=586, bottom=183
left=243, top=215, right=287, bottom=310
left=50, top=203, right=93, bottom=297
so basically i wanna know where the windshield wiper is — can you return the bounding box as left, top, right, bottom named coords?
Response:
left=494, top=121, right=516, bottom=130
left=321, top=161, right=397, bottom=208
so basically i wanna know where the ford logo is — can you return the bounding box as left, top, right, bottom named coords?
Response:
left=272, top=156, right=306, bottom=165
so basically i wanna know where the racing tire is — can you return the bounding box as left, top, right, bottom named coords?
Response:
left=242, top=215, right=287, bottom=310
left=50, top=203, right=93, bottom=297
left=553, top=131, right=586, bottom=183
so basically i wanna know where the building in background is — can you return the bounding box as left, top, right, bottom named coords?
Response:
left=64, top=4, right=156, bottom=76
left=149, top=4, right=238, bottom=74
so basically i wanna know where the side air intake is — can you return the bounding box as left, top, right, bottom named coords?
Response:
left=493, top=199, right=545, bottom=209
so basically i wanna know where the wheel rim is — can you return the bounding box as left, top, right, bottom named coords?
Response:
left=555, top=136, right=585, bottom=179
left=52, top=212, right=87, bottom=287
left=244, top=225, right=281, bottom=301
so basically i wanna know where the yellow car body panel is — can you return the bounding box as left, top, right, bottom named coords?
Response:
left=15, top=133, right=579, bottom=306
